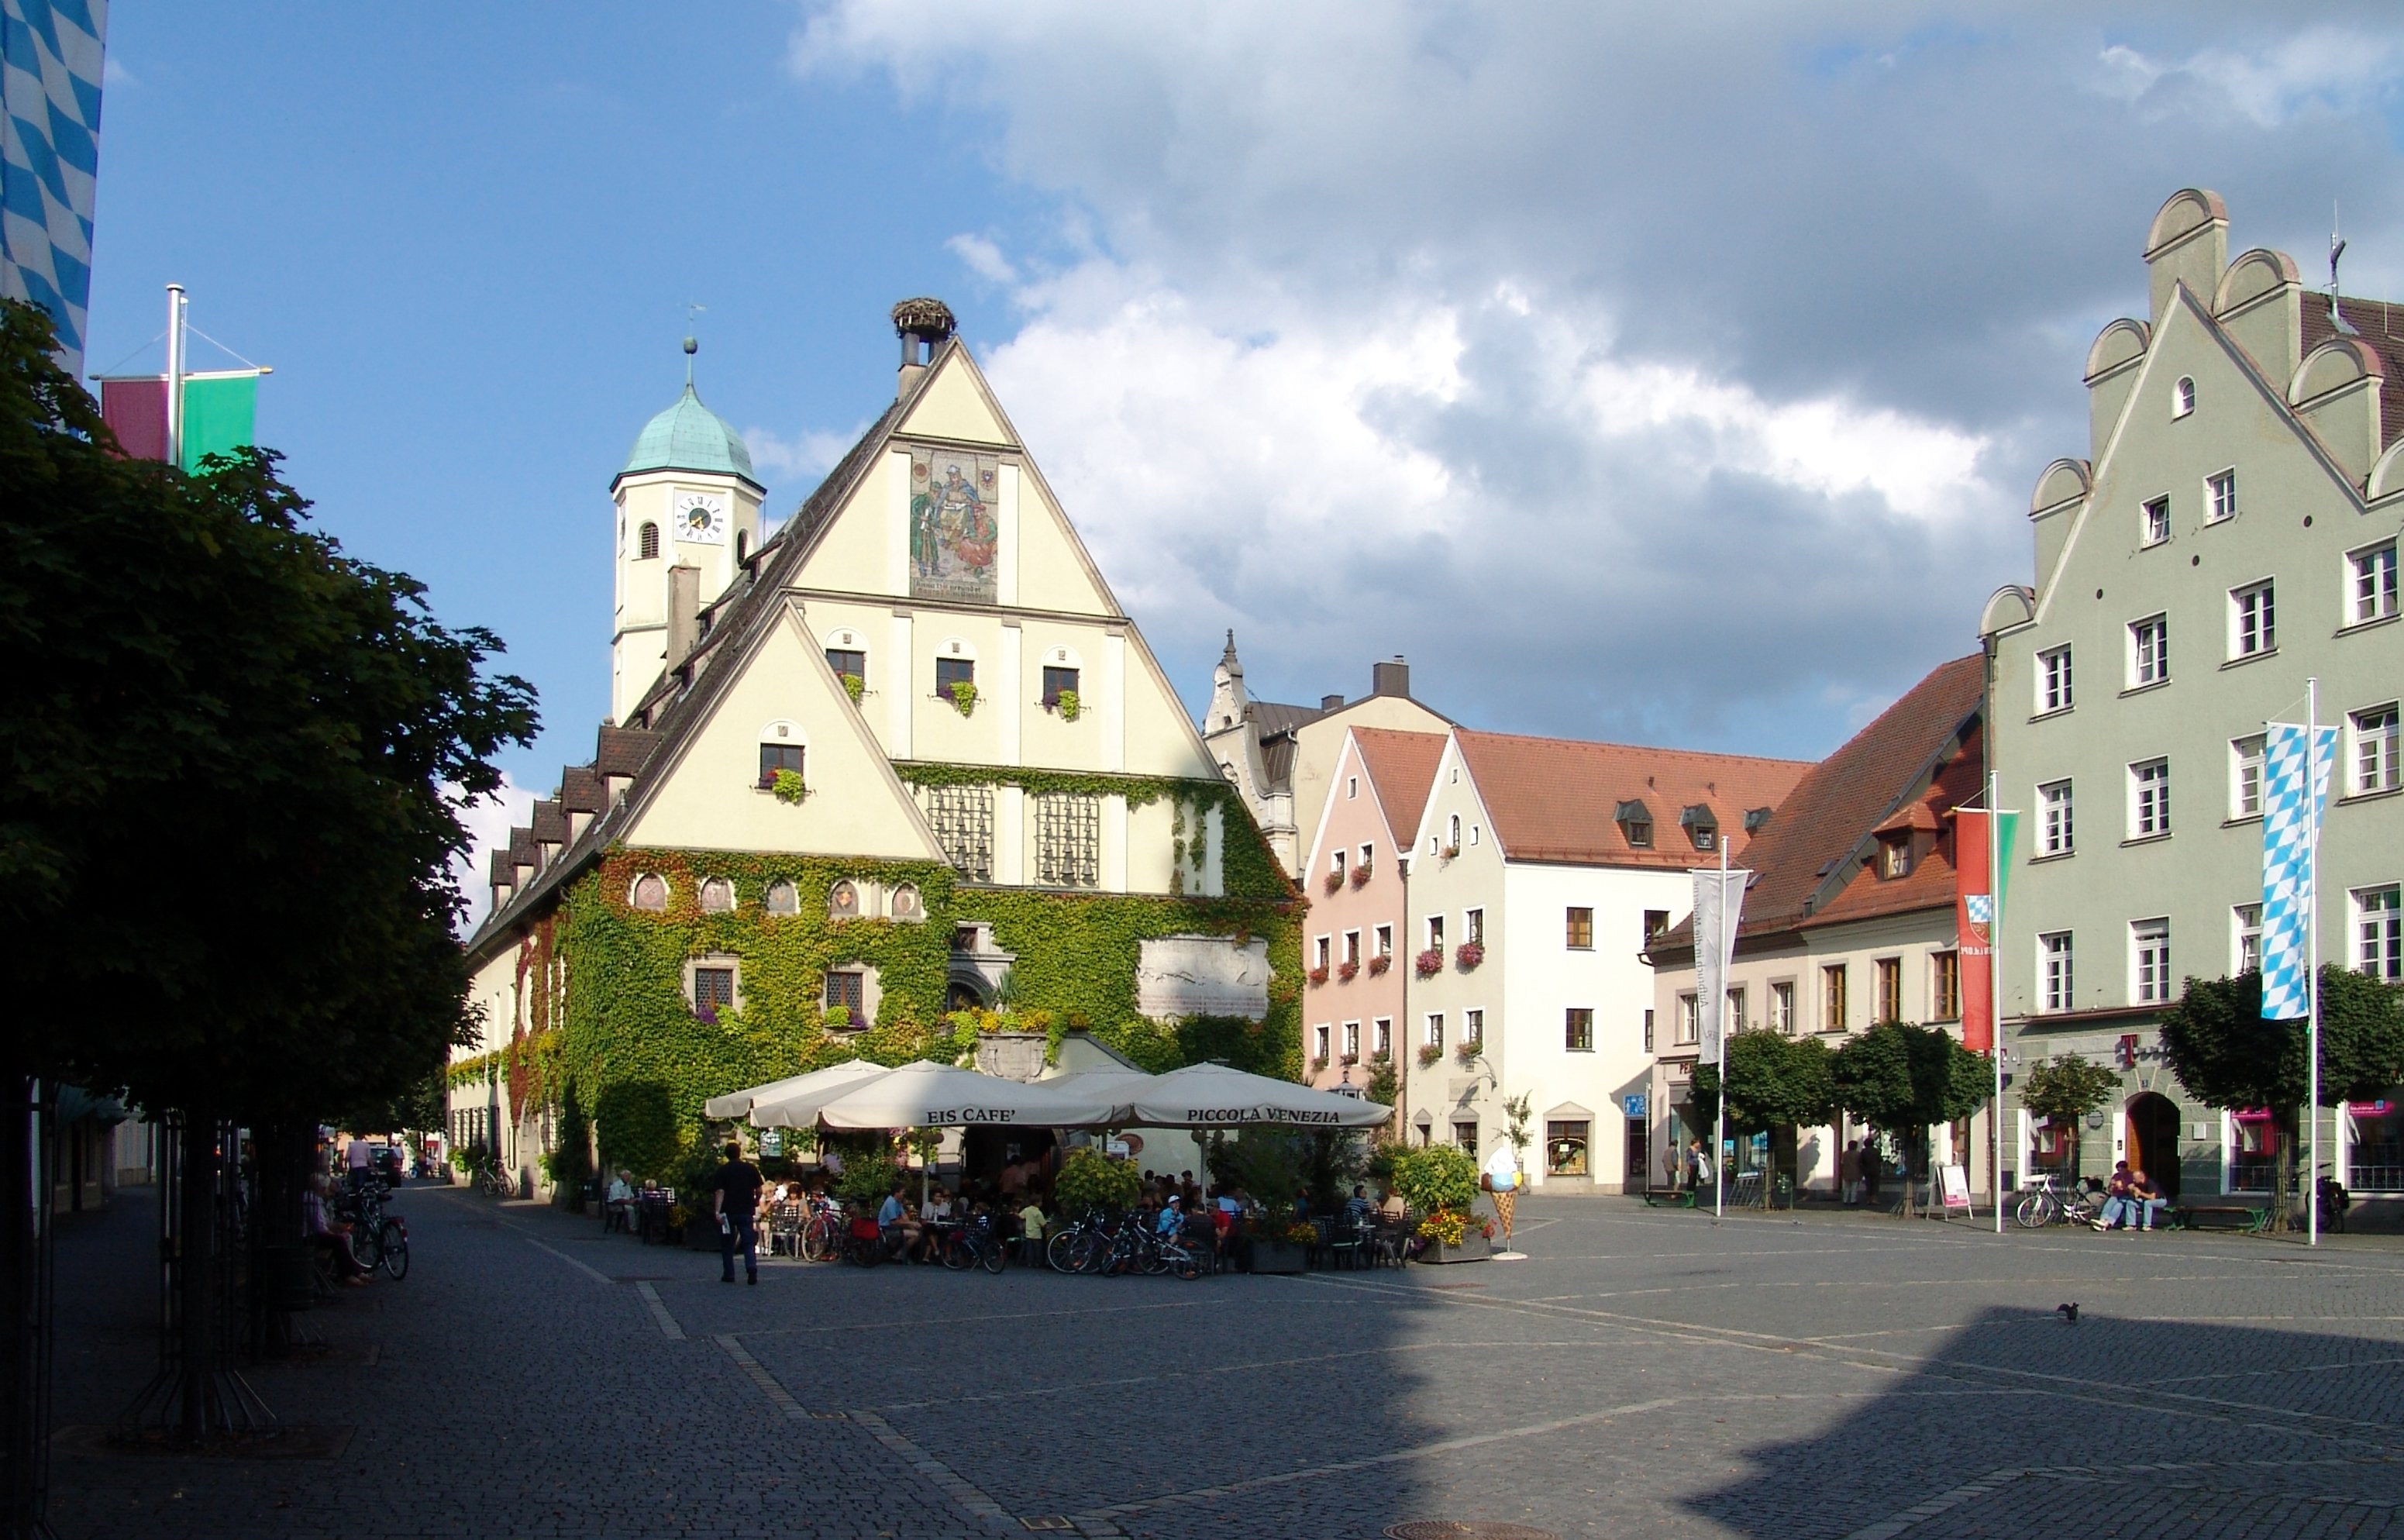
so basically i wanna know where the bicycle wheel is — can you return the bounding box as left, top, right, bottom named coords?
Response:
left=350, top=1223, right=383, bottom=1271
left=801, top=1218, right=834, bottom=1263
left=1046, top=1229, right=1080, bottom=1273
left=1172, top=1250, right=1202, bottom=1281
left=1066, top=1232, right=1105, bottom=1275
left=940, top=1232, right=973, bottom=1271
left=980, top=1237, right=1007, bottom=1275
left=380, top=1225, right=409, bottom=1280
left=2011, top=1192, right=2050, bottom=1230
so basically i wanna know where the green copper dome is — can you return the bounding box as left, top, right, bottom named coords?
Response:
left=615, top=345, right=757, bottom=487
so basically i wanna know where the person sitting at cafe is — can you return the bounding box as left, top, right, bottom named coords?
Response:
left=1346, top=1183, right=1376, bottom=1222
left=877, top=1182, right=921, bottom=1262
left=303, top=1173, right=371, bottom=1287
left=2096, top=1162, right=2137, bottom=1230
left=605, top=1169, right=637, bottom=1233
left=925, top=1187, right=954, bottom=1227
left=1155, top=1194, right=1186, bottom=1237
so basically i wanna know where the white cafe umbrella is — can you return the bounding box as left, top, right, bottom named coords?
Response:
left=703, top=1059, right=887, bottom=1121
left=1115, top=1062, right=1391, bottom=1129
left=814, top=1062, right=1121, bottom=1132
left=747, top=1063, right=901, bottom=1130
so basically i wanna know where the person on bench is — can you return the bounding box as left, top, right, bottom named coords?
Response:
left=2127, top=1168, right=2167, bottom=1232
left=2095, top=1162, right=2137, bottom=1230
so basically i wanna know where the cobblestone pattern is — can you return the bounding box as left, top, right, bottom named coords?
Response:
left=43, top=1193, right=2404, bottom=1538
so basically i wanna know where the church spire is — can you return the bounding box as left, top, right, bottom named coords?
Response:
left=1207, top=629, right=1249, bottom=732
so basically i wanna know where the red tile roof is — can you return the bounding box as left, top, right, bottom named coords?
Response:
left=559, top=765, right=605, bottom=814
left=1806, top=722, right=1984, bottom=929
left=1453, top=730, right=1812, bottom=869
left=1350, top=728, right=1447, bottom=849
left=2302, top=296, right=2404, bottom=450
left=1652, top=654, right=1984, bottom=954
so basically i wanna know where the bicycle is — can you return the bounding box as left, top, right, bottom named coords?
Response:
left=2012, top=1174, right=2105, bottom=1230
left=475, top=1162, right=514, bottom=1200
left=2317, top=1168, right=2351, bottom=1235
left=375, top=1216, right=410, bottom=1280
left=939, top=1218, right=1011, bottom=1275
left=799, top=1202, right=845, bottom=1263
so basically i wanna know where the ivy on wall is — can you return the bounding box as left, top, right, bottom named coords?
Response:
left=537, top=787, right=1302, bottom=1178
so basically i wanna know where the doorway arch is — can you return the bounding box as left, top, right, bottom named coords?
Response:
left=2125, top=1092, right=2181, bottom=1202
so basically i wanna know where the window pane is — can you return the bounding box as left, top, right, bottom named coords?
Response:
left=935, top=656, right=975, bottom=693
left=825, top=648, right=866, bottom=682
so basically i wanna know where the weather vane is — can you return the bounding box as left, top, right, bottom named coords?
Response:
left=2330, top=205, right=2359, bottom=337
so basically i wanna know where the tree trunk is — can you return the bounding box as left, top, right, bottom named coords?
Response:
left=2270, top=1106, right=2299, bottom=1235
left=177, top=1108, right=215, bottom=1443
left=0, top=1075, right=50, bottom=1539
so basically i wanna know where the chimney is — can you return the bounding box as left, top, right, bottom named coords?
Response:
left=665, top=563, right=702, bottom=674
left=1372, top=656, right=1410, bottom=698
left=1321, top=693, right=1345, bottom=712
left=892, top=297, right=958, bottom=395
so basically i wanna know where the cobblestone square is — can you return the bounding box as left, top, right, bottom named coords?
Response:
left=45, top=1188, right=2404, bottom=1538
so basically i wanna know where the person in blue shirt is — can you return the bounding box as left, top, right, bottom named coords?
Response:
left=877, top=1182, right=921, bottom=1261
left=1156, top=1195, right=1185, bottom=1237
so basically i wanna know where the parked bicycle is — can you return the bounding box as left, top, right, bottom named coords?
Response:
left=2317, top=1167, right=2351, bottom=1235
left=937, top=1216, right=1011, bottom=1274
left=2012, top=1173, right=2106, bottom=1229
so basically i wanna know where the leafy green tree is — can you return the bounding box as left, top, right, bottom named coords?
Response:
left=0, top=298, right=536, bottom=1449
left=2158, top=966, right=2404, bottom=1229
left=1387, top=1143, right=1478, bottom=1214
left=2017, top=1053, right=2121, bottom=1177
left=1052, top=1146, right=1139, bottom=1214
left=1689, top=1032, right=1837, bottom=1200
left=1831, top=1022, right=1988, bottom=1213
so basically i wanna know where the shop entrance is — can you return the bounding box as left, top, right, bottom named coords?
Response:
left=2125, top=1093, right=2182, bottom=1202
left=1624, top=1115, right=1650, bottom=1193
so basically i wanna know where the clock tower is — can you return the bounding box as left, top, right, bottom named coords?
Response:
left=609, top=339, right=765, bottom=722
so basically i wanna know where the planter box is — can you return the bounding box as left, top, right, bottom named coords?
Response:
left=1417, top=1230, right=1491, bottom=1264
left=1249, top=1240, right=1306, bottom=1275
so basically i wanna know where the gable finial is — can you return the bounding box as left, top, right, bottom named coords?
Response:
left=2330, top=205, right=2361, bottom=337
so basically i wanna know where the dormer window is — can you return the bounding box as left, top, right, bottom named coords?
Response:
left=1744, top=808, right=1772, bottom=834
left=1879, top=835, right=1911, bottom=880
left=1615, top=799, right=1653, bottom=849
left=1681, top=804, right=1717, bottom=852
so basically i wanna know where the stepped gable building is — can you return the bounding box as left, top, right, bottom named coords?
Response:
left=1297, top=725, right=1449, bottom=1094
left=453, top=301, right=1300, bottom=1190
left=1982, top=188, right=2404, bottom=1208
left=1645, top=656, right=1986, bottom=1197
left=1203, top=639, right=1448, bottom=877
left=1404, top=726, right=1810, bottom=1193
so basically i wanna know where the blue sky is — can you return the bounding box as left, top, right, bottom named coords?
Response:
left=82, top=5, right=2404, bottom=841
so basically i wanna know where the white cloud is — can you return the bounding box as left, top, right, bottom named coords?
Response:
left=946, top=233, right=1018, bottom=285
left=746, top=423, right=861, bottom=482
left=448, top=774, right=536, bottom=936
left=792, top=2, right=2404, bottom=752
left=102, top=54, right=137, bottom=88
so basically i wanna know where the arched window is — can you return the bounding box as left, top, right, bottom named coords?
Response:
left=629, top=873, right=669, bottom=911
left=889, top=883, right=922, bottom=921
left=735, top=530, right=750, bottom=563
left=828, top=880, right=861, bottom=920
left=2172, top=377, right=2196, bottom=419
left=699, top=877, right=735, bottom=913
left=637, top=522, right=660, bottom=560
left=1448, top=815, right=1462, bottom=850
left=763, top=880, right=799, bottom=916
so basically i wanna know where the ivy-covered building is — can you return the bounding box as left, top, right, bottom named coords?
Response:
left=450, top=300, right=1300, bottom=1189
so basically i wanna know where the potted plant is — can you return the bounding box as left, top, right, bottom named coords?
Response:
left=1054, top=687, right=1081, bottom=722
left=1442, top=842, right=1461, bottom=860
left=1245, top=1215, right=1313, bottom=1273
left=1340, top=1053, right=1359, bottom=1068
left=1455, top=940, right=1486, bottom=970
left=1367, top=954, right=1391, bottom=977
left=1391, top=1145, right=1488, bottom=1263
left=1306, top=963, right=1331, bottom=987
left=1309, top=1056, right=1329, bottom=1077
left=840, top=673, right=866, bottom=704
left=770, top=768, right=807, bottom=805
left=1336, top=959, right=1359, bottom=983
left=1414, top=947, right=1444, bottom=979
left=1323, top=870, right=1345, bottom=894
left=949, top=680, right=978, bottom=716
left=1350, top=863, right=1372, bottom=887
left=1052, top=1146, right=1139, bottom=1218
left=1417, top=1043, right=1442, bottom=1068
left=1455, top=1040, right=1479, bottom=1067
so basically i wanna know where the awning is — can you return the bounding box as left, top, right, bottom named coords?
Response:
left=745, top=1062, right=899, bottom=1130
left=1112, top=1062, right=1390, bottom=1129
left=705, top=1060, right=885, bottom=1121
left=815, top=1062, right=1121, bottom=1131
left=53, top=1085, right=128, bottom=1125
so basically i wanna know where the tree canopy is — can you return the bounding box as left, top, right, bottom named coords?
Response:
left=2158, top=967, right=2404, bottom=1118
left=0, top=298, right=538, bottom=1121
left=1832, top=1022, right=1988, bottom=1141
left=1688, top=1031, right=1837, bottom=1136
left=2018, top=1053, right=2123, bottom=1125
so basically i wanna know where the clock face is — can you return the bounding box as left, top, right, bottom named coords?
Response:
left=675, top=491, right=729, bottom=545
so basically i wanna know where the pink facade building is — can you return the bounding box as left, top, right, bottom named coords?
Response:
left=1300, top=728, right=1447, bottom=1094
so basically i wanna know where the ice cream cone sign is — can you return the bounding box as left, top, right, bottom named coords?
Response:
left=1482, top=1143, right=1521, bottom=1249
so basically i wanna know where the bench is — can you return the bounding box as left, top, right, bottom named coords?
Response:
left=1641, top=1187, right=1700, bottom=1209
left=2172, top=1204, right=2269, bottom=1234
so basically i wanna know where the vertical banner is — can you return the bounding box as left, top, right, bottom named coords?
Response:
left=1690, top=868, right=1751, bottom=1062
left=2261, top=722, right=2337, bottom=1019
left=99, top=376, right=169, bottom=460
left=1954, top=809, right=2017, bottom=1053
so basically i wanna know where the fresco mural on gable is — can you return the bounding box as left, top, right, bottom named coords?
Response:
left=909, top=446, right=1000, bottom=602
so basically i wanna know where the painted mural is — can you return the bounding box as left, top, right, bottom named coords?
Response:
left=909, top=446, right=1001, bottom=602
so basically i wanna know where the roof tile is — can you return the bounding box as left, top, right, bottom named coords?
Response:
left=1455, top=731, right=1812, bottom=869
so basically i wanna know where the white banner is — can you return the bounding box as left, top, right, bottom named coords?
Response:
left=1691, top=867, right=1751, bottom=1063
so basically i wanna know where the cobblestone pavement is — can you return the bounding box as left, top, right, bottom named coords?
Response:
left=42, top=1187, right=2404, bottom=1538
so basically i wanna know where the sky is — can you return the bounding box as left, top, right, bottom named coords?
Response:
left=78, top=5, right=2404, bottom=914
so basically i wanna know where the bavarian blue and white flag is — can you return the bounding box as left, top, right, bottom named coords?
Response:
left=2261, top=722, right=2337, bottom=1019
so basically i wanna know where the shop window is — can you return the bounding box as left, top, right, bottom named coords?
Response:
left=1546, top=1121, right=1590, bottom=1177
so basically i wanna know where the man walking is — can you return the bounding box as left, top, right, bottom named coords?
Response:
left=711, top=1139, right=764, bottom=1284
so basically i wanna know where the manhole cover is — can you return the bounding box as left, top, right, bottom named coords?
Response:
left=1386, top=1524, right=1557, bottom=1540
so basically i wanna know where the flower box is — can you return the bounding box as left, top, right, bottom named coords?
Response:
left=1414, top=949, right=1444, bottom=979
left=1367, top=954, right=1392, bottom=977
left=1306, top=965, right=1331, bottom=987
left=1418, top=1231, right=1490, bottom=1264
left=1455, top=1044, right=1479, bottom=1067
left=1455, top=941, right=1486, bottom=970
left=1417, top=1044, right=1442, bottom=1068
left=1250, top=1240, right=1306, bottom=1275
left=1323, top=870, right=1345, bottom=893
left=1350, top=864, right=1372, bottom=888
left=1442, top=844, right=1461, bottom=860
left=1336, top=960, right=1359, bottom=983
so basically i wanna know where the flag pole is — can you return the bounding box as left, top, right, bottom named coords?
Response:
left=164, top=283, right=187, bottom=468
left=1989, top=771, right=2005, bottom=1235
left=2307, top=677, right=2321, bottom=1249
left=1713, top=827, right=1728, bottom=1221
